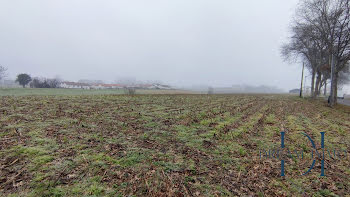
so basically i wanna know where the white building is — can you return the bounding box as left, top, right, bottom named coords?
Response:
left=60, top=82, right=91, bottom=89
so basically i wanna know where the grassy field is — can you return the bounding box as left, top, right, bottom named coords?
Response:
left=0, top=94, right=349, bottom=196
left=0, top=88, right=196, bottom=96
left=0, top=88, right=125, bottom=96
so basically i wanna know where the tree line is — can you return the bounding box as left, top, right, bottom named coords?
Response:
left=16, top=74, right=61, bottom=88
left=281, top=0, right=350, bottom=106
left=0, top=68, right=61, bottom=88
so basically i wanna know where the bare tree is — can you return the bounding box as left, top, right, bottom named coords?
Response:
left=0, top=65, right=7, bottom=81
left=297, top=0, right=350, bottom=106
left=282, top=0, right=350, bottom=105
left=47, top=78, right=61, bottom=88
left=281, top=22, right=328, bottom=98
left=124, top=87, right=136, bottom=95
left=30, top=77, right=62, bottom=88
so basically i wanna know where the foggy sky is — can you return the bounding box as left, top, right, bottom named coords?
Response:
left=0, top=0, right=301, bottom=90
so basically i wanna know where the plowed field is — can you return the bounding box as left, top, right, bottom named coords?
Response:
left=1, top=95, right=349, bottom=196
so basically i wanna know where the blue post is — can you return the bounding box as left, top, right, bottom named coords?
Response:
left=281, top=132, right=285, bottom=177
left=320, top=132, right=325, bottom=176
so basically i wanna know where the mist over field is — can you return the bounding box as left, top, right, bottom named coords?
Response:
left=0, top=0, right=301, bottom=91
left=1, top=0, right=350, bottom=196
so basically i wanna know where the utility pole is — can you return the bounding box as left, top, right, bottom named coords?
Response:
left=304, top=75, right=307, bottom=98
left=329, top=54, right=335, bottom=106
left=324, top=56, right=332, bottom=97
left=300, top=62, right=304, bottom=98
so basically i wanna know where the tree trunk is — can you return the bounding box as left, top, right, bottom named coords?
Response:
left=318, top=83, right=322, bottom=96
left=314, top=72, right=322, bottom=98
left=311, top=70, right=316, bottom=98
left=334, top=76, right=338, bottom=103
left=329, top=72, right=338, bottom=107
left=300, top=63, right=305, bottom=98
left=324, top=81, right=327, bottom=96
left=317, top=75, right=324, bottom=96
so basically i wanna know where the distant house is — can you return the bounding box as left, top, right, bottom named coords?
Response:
left=90, top=84, right=103, bottom=89
left=60, top=82, right=91, bottom=89
left=121, top=83, right=171, bottom=89
left=89, top=83, right=124, bottom=89
left=289, top=89, right=300, bottom=94
left=101, top=84, right=124, bottom=89
left=59, top=81, right=172, bottom=90
left=150, top=84, right=172, bottom=90
left=137, top=84, right=153, bottom=89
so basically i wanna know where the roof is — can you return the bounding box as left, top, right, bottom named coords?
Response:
left=100, top=84, right=124, bottom=87
left=62, top=82, right=90, bottom=86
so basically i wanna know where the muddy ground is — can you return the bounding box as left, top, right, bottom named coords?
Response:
left=0, top=94, right=349, bottom=196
